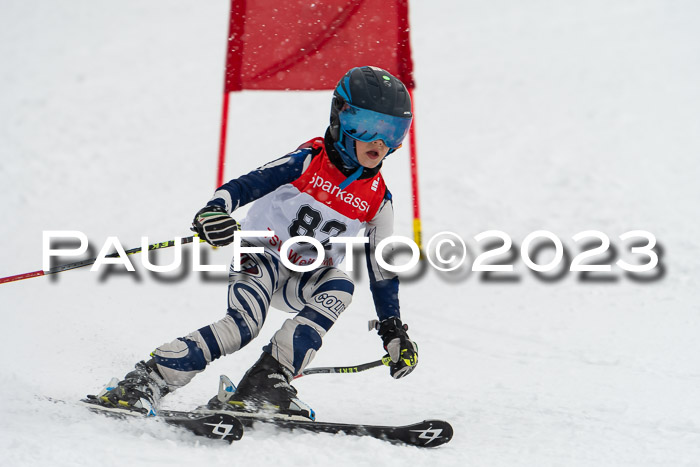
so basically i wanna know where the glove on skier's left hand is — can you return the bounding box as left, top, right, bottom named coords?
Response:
left=191, top=205, right=240, bottom=247
left=376, top=317, right=418, bottom=379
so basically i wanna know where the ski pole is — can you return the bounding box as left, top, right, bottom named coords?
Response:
left=0, top=235, right=202, bottom=285
left=294, top=355, right=392, bottom=379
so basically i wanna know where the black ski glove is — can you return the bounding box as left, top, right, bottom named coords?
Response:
left=191, top=205, right=240, bottom=247
left=375, top=317, right=419, bottom=379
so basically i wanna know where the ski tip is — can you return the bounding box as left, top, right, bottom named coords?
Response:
left=408, top=420, right=453, bottom=447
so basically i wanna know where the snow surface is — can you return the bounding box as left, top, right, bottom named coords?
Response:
left=2, top=0, right=700, bottom=466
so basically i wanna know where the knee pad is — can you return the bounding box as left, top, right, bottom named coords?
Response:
left=291, top=324, right=322, bottom=374
left=151, top=338, right=207, bottom=388
left=266, top=318, right=324, bottom=375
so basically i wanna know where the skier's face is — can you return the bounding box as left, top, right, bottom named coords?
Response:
left=355, top=139, right=390, bottom=168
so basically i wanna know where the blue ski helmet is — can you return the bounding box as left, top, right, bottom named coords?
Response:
left=329, top=66, right=413, bottom=168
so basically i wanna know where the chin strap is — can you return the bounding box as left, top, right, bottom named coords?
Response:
left=333, top=137, right=359, bottom=166
left=339, top=165, right=364, bottom=190
left=333, top=136, right=365, bottom=190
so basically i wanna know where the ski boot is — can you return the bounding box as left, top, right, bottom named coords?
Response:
left=206, top=352, right=315, bottom=421
left=91, top=360, right=170, bottom=416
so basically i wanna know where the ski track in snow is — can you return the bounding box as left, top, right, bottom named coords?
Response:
left=1, top=0, right=700, bottom=466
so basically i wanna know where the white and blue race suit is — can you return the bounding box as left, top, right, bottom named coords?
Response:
left=151, top=133, right=402, bottom=387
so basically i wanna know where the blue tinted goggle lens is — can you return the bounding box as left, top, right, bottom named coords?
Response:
left=339, top=104, right=412, bottom=149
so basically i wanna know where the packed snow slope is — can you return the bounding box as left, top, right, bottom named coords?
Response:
left=2, top=1, right=700, bottom=466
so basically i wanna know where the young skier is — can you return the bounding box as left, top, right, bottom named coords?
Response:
left=92, top=66, right=419, bottom=420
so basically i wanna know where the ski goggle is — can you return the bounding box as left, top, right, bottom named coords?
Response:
left=338, top=103, right=412, bottom=149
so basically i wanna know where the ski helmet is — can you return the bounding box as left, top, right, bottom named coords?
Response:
left=329, top=66, right=413, bottom=168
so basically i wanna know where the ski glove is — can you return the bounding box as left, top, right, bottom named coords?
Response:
left=375, top=317, right=419, bottom=379
left=191, top=205, right=240, bottom=247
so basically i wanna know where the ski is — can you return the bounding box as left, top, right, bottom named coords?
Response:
left=80, top=396, right=243, bottom=443
left=193, top=407, right=452, bottom=447
left=201, top=374, right=453, bottom=446
left=81, top=395, right=451, bottom=446
left=242, top=417, right=452, bottom=447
